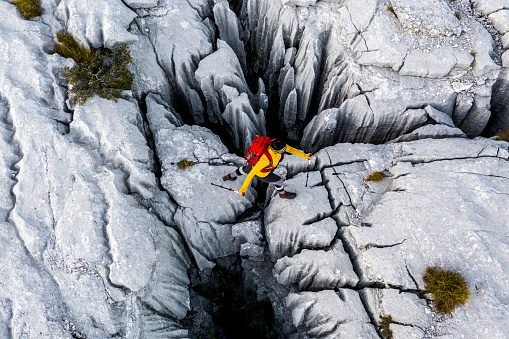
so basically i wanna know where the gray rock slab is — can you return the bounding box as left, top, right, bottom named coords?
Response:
left=475, top=0, right=509, bottom=15
left=489, top=10, right=509, bottom=34
left=232, top=220, right=263, bottom=252
left=221, top=86, right=267, bottom=153
left=145, top=93, right=183, bottom=128
left=56, top=0, right=138, bottom=48
left=503, top=50, right=509, bottom=68
left=380, top=289, right=433, bottom=328
left=137, top=0, right=215, bottom=123
left=354, top=12, right=411, bottom=71
left=247, top=0, right=499, bottom=149
left=70, top=97, right=157, bottom=199
left=213, top=2, right=247, bottom=73
left=390, top=0, right=462, bottom=37
left=275, top=240, right=359, bottom=290
left=98, top=171, right=157, bottom=291
left=425, top=105, right=455, bottom=127
left=0, top=299, right=12, bottom=338
left=502, top=32, right=509, bottom=49
left=400, top=47, right=457, bottom=78
left=174, top=207, right=235, bottom=270
left=342, top=139, right=509, bottom=336
left=391, top=323, right=425, bottom=339
left=468, top=19, right=501, bottom=77
left=140, top=306, right=190, bottom=338
left=281, top=0, right=317, bottom=6
left=147, top=106, right=251, bottom=223
left=129, top=25, right=172, bottom=103
left=265, top=172, right=336, bottom=260
left=388, top=124, right=467, bottom=143
left=124, top=0, right=158, bottom=8
left=139, top=226, right=191, bottom=320
left=286, top=290, right=379, bottom=338
left=195, top=40, right=250, bottom=123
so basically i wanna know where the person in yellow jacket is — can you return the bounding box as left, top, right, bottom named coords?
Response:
left=223, top=139, right=313, bottom=199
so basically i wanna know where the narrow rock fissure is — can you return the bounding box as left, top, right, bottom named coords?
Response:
left=360, top=239, right=406, bottom=251
left=92, top=189, right=133, bottom=297
left=399, top=154, right=509, bottom=165
left=357, top=289, right=385, bottom=339
left=127, top=95, right=199, bottom=276
left=406, top=264, right=420, bottom=290
left=321, top=150, right=365, bottom=281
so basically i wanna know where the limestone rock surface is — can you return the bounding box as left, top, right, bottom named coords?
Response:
left=2, top=0, right=509, bottom=338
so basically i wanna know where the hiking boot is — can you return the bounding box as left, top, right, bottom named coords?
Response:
left=223, top=174, right=237, bottom=182
left=279, top=191, right=296, bottom=199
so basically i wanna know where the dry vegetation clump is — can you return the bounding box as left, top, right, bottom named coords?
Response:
left=13, top=0, right=43, bottom=19
left=379, top=315, right=393, bottom=339
left=423, top=267, right=469, bottom=313
left=366, top=171, right=387, bottom=182
left=494, top=129, right=509, bottom=142
left=177, top=159, right=197, bottom=170
left=55, top=32, right=133, bottom=105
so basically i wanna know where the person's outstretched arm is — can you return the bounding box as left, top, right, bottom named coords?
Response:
left=286, top=145, right=312, bottom=159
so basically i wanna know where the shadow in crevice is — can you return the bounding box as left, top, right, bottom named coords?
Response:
left=191, top=264, right=278, bottom=339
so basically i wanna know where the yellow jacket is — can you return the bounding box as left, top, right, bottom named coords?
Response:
left=239, top=145, right=309, bottom=193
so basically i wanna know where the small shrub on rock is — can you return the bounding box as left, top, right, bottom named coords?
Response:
left=56, top=33, right=133, bottom=105
left=177, top=159, right=197, bottom=170
left=494, top=129, right=509, bottom=142
left=379, top=315, right=393, bottom=339
left=55, top=32, right=93, bottom=64
left=423, top=267, right=469, bottom=313
left=13, top=0, right=43, bottom=19
left=366, top=171, right=387, bottom=182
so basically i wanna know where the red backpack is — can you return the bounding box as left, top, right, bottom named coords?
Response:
left=244, top=136, right=273, bottom=172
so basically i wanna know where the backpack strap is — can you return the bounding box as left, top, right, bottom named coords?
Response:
left=260, top=148, right=274, bottom=173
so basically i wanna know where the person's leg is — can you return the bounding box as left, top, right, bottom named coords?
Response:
left=223, top=165, right=252, bottom=181
left=259, top=173, right=296, bottom=199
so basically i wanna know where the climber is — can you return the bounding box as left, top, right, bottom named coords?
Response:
left=223, top=138, right=313, bottom=199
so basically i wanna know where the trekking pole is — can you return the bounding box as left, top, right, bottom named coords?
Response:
left=211, top=183, right=239, bottom=193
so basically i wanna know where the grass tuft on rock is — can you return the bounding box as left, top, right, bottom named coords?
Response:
left=423, top=267, right=469, bottom=313
left=56, top=33, right=133, bottom=105
left=55, top=32, right=93, bottom=64
left=366, top=171, right=387, bottom=182
left=494, top=129, right=509, bottom=142
left=379, top=315, right=393, bottom=339
left=13, top=0, right=43, bottom=19
left=177, top=159, right=197, bottom=170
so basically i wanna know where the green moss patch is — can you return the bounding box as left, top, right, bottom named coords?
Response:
left=494, top=129, right=509, bottom=142
left=56, top=33, right=133, bottom=105
left=423, top=267, right=469, bottom=313
left=177, top=159, right=197, bottom=170
left=13, top=0, right=43, bottom=19
left=379, top=315, right=393, bottom=339
left=366, top=171, right=387, bottom=182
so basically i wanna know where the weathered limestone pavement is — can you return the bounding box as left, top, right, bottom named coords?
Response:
left=1, top=0, right=509, bottom=337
